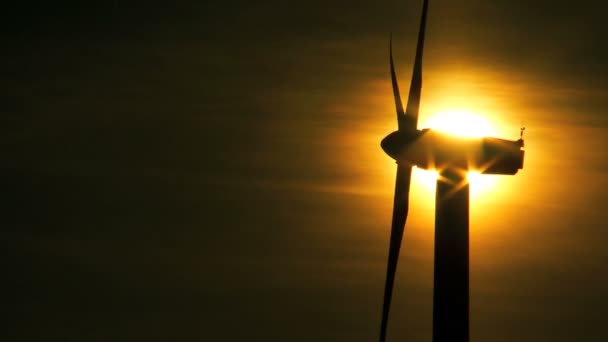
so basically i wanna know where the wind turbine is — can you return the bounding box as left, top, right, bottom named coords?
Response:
left=378, top=1, right=525, bottom=341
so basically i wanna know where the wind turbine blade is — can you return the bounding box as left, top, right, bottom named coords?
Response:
left=390, top=34, right=406, bottom=130
left=404, top=0, right=429, bottom=130
left=379, top=164, right=412, bottom=342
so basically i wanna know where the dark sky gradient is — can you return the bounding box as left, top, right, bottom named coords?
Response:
left=3, top=1, right=608, bottom=341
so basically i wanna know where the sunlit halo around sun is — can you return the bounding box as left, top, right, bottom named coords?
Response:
left=414, top=110, right=499, bottom=197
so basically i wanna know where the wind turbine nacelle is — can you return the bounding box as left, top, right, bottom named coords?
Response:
left=478, top=137, right=525, bottom=174
left=381, top=129, right=524, bottom=175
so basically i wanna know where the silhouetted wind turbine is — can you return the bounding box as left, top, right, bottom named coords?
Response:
left=378, top=1, right=525, bottom=341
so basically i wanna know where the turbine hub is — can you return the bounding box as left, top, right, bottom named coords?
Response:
left=381, top=129, right=426, bottom=160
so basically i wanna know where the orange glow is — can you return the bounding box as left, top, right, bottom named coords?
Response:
left=351, top=68, right=531, bottom=215
left=342, top=64, right=560, bottom=272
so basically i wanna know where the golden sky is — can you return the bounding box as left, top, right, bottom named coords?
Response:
left=3, top=1, right=608, bottom=341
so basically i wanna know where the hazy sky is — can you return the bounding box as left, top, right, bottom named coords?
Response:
left=4, top=1, right=608, bottom=341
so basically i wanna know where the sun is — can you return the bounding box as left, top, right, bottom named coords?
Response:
left=414, top=109, right=500, bottom=198
left=419, top=109, right=497, bottom=138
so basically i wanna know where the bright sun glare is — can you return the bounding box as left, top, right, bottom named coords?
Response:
left=420, top=109, right=497, bottom=138
left=415, top=110, right=499, bottom=197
